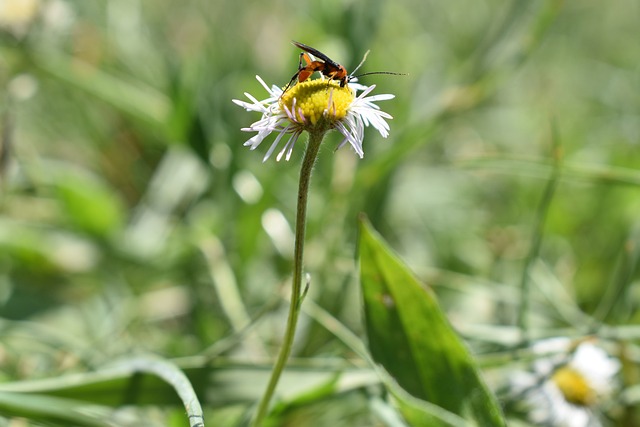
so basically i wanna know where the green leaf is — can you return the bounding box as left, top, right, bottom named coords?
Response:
left=376, top=360, right=479, bottom=427
left=0, top=358, right=377, bottom=417
left=32, top=54, right=172, bottom=136
left=389, top=381, right=470, bottom=427
left=0, top=392, right=110, bottom=426
left=53, top=167, right=125, bottom=238
left=358, top=217, right=506, bottom=427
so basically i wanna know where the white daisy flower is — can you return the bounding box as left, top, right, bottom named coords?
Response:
left=509, top=338, right=621, bottom=427
left=232, top=75, right=394, bottom=162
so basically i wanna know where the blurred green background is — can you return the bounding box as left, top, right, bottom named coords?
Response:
left=1, top=0, right=639, bottom=425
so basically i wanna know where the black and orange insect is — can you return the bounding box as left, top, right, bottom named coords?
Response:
left=282, top=41, right=404, bottom=94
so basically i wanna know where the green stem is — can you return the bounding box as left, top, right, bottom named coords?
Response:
left=251, top=131, right=324, bottom=426
left=517, top=125, right=561, bottom=345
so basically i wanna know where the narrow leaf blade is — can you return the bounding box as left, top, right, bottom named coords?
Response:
left=358, top=217, right=506, bottom=426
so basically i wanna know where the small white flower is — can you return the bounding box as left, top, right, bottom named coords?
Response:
left=233, top=75, right=394, bottom=162
left=510, top=338, right=620, bottom=427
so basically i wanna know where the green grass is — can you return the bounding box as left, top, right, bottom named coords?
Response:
left=1, top=0, right=639, bottom=425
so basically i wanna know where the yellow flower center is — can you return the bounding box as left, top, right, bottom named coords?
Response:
left=279, top=79, right=354, bottom=127
left=551, top=366, right=596, bottom=406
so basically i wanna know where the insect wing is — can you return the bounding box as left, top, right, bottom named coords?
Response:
left=291, top=41, right=341, bottom=69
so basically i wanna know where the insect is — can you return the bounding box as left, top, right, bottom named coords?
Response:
left=282, top=41, right=404, bottom=95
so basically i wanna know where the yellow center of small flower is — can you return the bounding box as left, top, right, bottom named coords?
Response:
left=280, top=79, right=354, bottom=127
left=551, top=366, right=596, bottom=406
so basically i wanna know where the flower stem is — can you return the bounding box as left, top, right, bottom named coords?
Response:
left=251, top=131, right=324, bottom=427
left=517, top=125, right=561, bottom=345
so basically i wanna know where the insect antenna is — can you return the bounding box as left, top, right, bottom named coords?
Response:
left=349, top=50, right=370, bottom=77
left=347, top=49, right=406, bottom=83
left=350, top=71, right=407, bottom=80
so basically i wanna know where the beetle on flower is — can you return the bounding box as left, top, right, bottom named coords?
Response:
left=233, top=46, right=395, bottom=162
